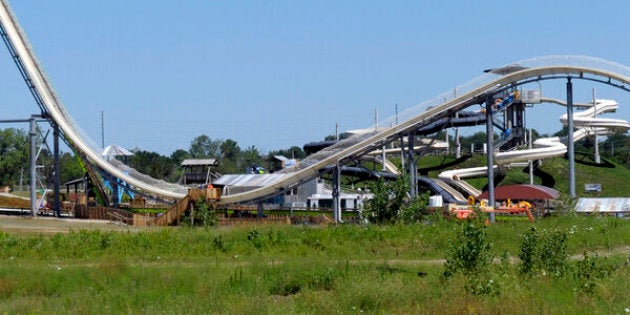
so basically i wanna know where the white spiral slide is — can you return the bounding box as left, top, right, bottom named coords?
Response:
left=439, top=99, right=630, bottom=185
left=494, top=99, right=630, bottom=165
left=3, top=0, right=630, bottom=205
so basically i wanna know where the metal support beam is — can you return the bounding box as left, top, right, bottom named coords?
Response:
left=112, top=175, right=119, bottom=208
left=485, top=96, right=496, bottom=223
left=53, top=124, right=61, bottom=217
left=566, top=78, right=576, bottom=197
left=529, top=128, right=534, bottom=185
left=407, top=132, right=417, bottom=198
left=29, top=116, right=37, bottom=216
left=399, top=136, right=405, bottom=173
left=592, top=88, right=600, bottom=164
left=332, top=162, right=341, bottom=223
left=257, top=201, right=264, bottom=219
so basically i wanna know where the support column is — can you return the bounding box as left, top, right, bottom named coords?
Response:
left=53, top=124, right=61, bottom=217
left=485, top=97, right=496, bottom=223
left=592, top=88, right=600, bottom=164
left=529, top=128, right=534, bottom=185
left=407, top=132, right=417, bottom=198
left=112, top=176, right=119, bottom=208
left=29, top=117, right=37, bottom=217
left=399, top=136, right=405, bottom=174
left=332, top=162, right=341, bottom=223
left=381, top=145, right=386, bottom=171
left=566, top=79, right=576, bottom=197
left=257, top=201, right=264, bottom=219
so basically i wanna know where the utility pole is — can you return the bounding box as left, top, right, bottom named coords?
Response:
left=485, top=96, right=495, bottom=223
left=567, top=78, right=576, bottom=198
left=101, top=110, right=105, bottom=149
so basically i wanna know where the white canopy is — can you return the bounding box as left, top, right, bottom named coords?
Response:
left=101, top=144, right=133, bottom=157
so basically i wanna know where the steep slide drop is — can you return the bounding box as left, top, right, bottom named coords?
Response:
left=4, top=2, right=630, bottom=206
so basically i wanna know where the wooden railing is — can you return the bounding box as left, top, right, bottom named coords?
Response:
left=151, top=195, right=191, bottom=226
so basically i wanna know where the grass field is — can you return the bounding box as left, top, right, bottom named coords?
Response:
left=1, top=214, right=630, bottom=313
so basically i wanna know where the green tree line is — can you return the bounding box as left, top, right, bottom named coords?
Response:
left=1, top=126, right=627, bottom=187
left=0, top=129, right=306, bottom=186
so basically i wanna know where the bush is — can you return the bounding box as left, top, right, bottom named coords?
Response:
left=519, top=227, right=569, bottom=277
left=443, top=219, right=491, bottom=278
left=573, top=252, right=616, bottom=294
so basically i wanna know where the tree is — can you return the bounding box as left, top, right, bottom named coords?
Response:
left=189, top=134, right=221, bottom=158
left=366, top=176, right=409, bottom=224
left=0, top=128, right=29, bottom=186
left=459, top=131, right=490, bottom=154
left=128, top=150, right=176, bottom=181
left=242, top=145, right=263, bottom=169
left=59, top=152, right=84, bottom=184
left=170, top=149, right=191, bottom=165
left=269, top=146, right=306, bottom=160
left=217, top=139, right=241, bottom=174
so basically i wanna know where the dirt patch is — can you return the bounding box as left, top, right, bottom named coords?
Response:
left=0, top=215, right=152, bottom=234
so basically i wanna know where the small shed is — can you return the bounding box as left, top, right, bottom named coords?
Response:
left=477, top=184, right=559, bottom=215
left=180, top=159, right=220, bottom=185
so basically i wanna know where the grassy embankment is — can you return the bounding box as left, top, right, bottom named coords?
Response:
left=1, top=215, right=630, bottom=313
left=417, top=152, right=630, bottom=197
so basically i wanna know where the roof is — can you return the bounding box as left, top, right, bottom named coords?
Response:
left=102, top=144, right=133, bottom=156
left=477, top=184, right=559, bottom=200
left=181, top=158, right=219, bottom=167
left=63, top=177, right=87, bottom=186
left=575, top=198, right=630, bottom=212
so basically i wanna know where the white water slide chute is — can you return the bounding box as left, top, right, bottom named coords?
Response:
left=3, top=1, right=630, bottom=205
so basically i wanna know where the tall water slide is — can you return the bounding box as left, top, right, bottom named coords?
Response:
left=3, top=1, right=630, bottom=206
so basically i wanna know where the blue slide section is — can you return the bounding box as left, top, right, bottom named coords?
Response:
left=104, top=171, right=135, bottom=204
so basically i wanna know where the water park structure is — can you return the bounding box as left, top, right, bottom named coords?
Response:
left=2, top=0, right=630, bottom=224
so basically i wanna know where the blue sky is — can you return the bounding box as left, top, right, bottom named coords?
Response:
left=1, top=0, right=629, bottom=155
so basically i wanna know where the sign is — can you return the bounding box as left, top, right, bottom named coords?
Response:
left=585, top=183, right=601, bottom=193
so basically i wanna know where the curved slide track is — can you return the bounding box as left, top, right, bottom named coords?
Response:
left=438, top=98, right=630, bottom=193
left=494, top=99, right=630, bottom=164
left=3, top=1, right=630, bottom=205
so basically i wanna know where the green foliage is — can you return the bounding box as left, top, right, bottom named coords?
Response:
left=519, top=227, right=569, bottom=277
left=59, top=152, right=84, bottom=184
left=189, top=134, right=221, bottom=158
left=247, top=229, right=263, bottom=249
left=519, top=227, right=538, bottom=275
left=573, top=252, right=616, bottom=294
left=554, top=193, right=577, bottom=216
left=0, top=128, right=29, bottom=186
left=366, top=176, right=409, bottom=224
left=181, top=198, right=217, bottom=227
left=268, top=146, right=306, bottom=160
left=398, top=192, right=429, bottom=223
left=128, top=149, right=176, bottom=181
left=3, top=217, right=630, bottom=313
left=443, top=219, right=491, bottom=278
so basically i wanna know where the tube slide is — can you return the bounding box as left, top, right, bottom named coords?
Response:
left=495, top=99, right=630, bottom=164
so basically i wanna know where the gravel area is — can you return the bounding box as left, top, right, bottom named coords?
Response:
left=0, top=214, right=151, bottom=234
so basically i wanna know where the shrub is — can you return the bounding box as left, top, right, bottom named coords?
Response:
left=519, top=227, right=569, bottom=277
left=573, top=252, right=616, bottom=294
left=398, top=192, right=429, bottom=224
left=443, top=219, right=491, bottom=278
